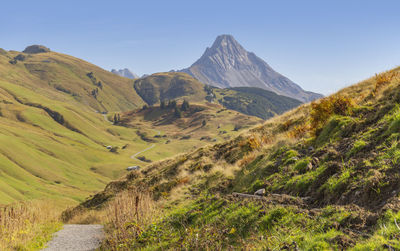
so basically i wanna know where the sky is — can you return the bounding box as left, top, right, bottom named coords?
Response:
left=1, top=0, right=400, bottom=95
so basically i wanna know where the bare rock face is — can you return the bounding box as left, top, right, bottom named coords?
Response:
left=111, top=68, right=139, bottom=79
left=181, top=35, right=322, bottom=103
left=23, top=45, right=50, bottom=54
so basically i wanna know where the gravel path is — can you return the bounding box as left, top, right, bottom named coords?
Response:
left=42, top=224, right=104, bottom=251
left=131, top=143, right=156, bottom=159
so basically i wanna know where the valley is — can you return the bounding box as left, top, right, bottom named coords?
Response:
left=1, top=33, right=398, bottom=251
left=67, top=67, right=400, bottom=250
left=0, top=46, right=263, bottom=205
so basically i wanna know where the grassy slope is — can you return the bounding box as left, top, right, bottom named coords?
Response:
left=134, top=72, right=303, bottom=120
left=0, top=50, right=150, bottom=204
left=72, top=68, right=400, bottom=250
left=0, top=49, right=260, bottom=205
left=133, top=72, right=207, bottom=106
left=213, top=86, right=302, bottom=119
left=1, top=50, right=144, bottom=112
left=119, top=102, right=262, bottom=161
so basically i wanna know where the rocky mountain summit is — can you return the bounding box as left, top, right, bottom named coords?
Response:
left=23, top=45, right=50, bottom=54
left=181, top=35, right=322, bottom=102
left=111, top=68, right=139, bottom=79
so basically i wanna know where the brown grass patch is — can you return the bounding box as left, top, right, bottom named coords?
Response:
left=374, top=71, right=398, bottom=94
left=102, top=189, right=157, bottom=249
left=0, top=200, right=61, bottom=250
left=310, top=95, right=354, bottom=136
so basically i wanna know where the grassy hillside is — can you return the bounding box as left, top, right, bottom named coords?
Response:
left=134, top=72, right=302, bottom=120
left=0, top=48, right=261, bottom=205
left=116, top=102, right=262, bottom=161
left=213, top=86, right=302, bottom=119
left=69, top=68, right=400, bottom=250
left=0, top=47, right=151, bottom=204
left=0, top=49, right=145, bottom=112
left=133, top=72, right=207, bottom=105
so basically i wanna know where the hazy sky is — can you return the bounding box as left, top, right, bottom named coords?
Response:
left=1, top=0, right=400, bottom=95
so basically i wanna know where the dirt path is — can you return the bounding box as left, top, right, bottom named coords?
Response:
left=130, top=129, right=160, bottom=162
left=102, top=113, right=113, bottom=124
left=131, top=144, right=156, bottom=160
left=42, top=224, right=104, bottom=251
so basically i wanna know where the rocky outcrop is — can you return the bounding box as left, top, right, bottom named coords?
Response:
left=23, top=45, right=50, bottom=54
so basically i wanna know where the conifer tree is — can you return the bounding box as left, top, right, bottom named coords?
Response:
left=174, top=107, right=182, bottom=118
left=181, top=100, right=189, bottom=111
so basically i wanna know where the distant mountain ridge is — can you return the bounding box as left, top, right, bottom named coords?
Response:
left=134, top=72, right=301, bottom=120
left=111, top=68, right=139, bottom=79
left=181, top=35, right=322, bottom=102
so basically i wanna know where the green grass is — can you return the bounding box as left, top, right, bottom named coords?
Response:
left=0, top=53, right=260, bottom=204
left=214, top=86, right=302, bottom=119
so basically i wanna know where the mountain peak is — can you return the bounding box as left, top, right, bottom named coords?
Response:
left=111, top=68, right=139, bottom=79
left=212, top=34, right=237, bottom=46
left=181, top=35, right=323, bottom=102
left=206, top=34, right=245, bottom=57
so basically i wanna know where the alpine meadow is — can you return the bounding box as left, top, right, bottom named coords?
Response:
left=1, top=1, right=400, bottom=250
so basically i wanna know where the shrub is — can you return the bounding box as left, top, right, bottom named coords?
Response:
left=248, top=136, right=261, bottom=150
left=280, top=119, right=294, bottom=132
left=110, top=146, right=119, bottom=153
left=239, top=151, right=257, bottom=167
left=287, top=123, right=310, bottom=139
left=374, top=71, right=398, bottom=94
left=310, top=95, right=353, bottom=136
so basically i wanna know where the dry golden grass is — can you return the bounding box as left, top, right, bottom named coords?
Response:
left=0, top=201, right=62, bottom=250
left=238, top=151, right=259, bottom=167
left=102, top=189, right=157, bottom=250
left=287, top=123, right=311, bottom=139
left=310, top=95, right=354, bottom=135
left=374, top=71, right=398, bottom=94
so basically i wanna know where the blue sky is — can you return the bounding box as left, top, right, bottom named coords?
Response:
left=1, top=0, right=400, bottom=95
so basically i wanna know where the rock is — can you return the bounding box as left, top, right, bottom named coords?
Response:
left=14, top=54, right=26, bottom=61
left=126, top=166, right=140, bottom=171
left=312, top=157, right=319, bottom=166
left=23, top=45, right=50, bottom=54
left=254, top=188, right=265, bottom=196
left=307, top=162, right=313, bottom=171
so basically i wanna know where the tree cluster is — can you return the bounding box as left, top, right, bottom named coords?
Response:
left=113, top=113, right=121, bottom=124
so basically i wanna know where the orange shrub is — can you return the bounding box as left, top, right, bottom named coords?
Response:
left=374, top=71, right=398, bottom=94
left=287, top=123, right=311, bottom=139
left=248, top=136, right=261, bottom=150
left=310, top=95, right=353, bottom=136
left=280, top=119, right=294, bottom=132
left=177, top=176, right=190, bottom=185
left=238, top=152, right=257, bottom=167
